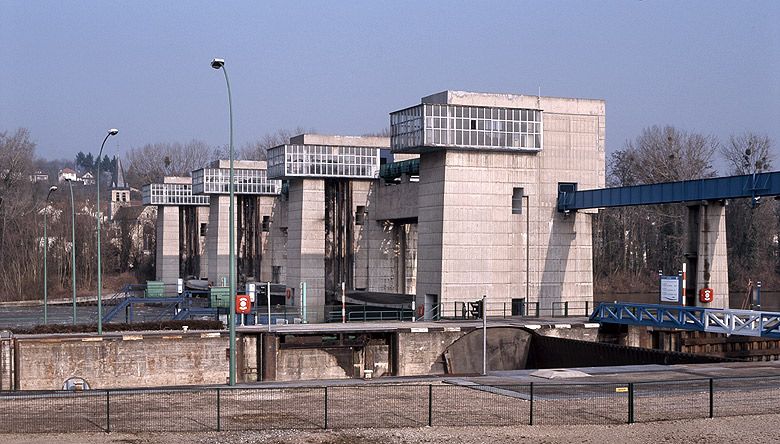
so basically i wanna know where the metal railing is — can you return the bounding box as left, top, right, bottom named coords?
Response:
left=1, top=376, right=779, bottom=433
left=452, top=301, right=592, bottom=320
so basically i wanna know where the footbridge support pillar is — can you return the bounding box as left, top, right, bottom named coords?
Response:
left=686, top=202, right=729, bottom=308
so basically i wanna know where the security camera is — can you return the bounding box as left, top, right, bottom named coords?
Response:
left=108, top=128, right=119, bottom=136
left=211, top=58, right=225, bottom=69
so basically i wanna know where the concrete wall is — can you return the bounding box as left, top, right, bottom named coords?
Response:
left=374, top=178, right=419, bottom=221
left=0, top=337, right=12, bottom=391
left=352, top=181, right=372, bottom=290
left=256, top=195, right=279, bottom=283
left=442, top=327, right=532, bottom=374
left=13, top=332, right=228, bottom=390
left=276, top=348, right=354, bottom=381
left=287, top=180, right=326, bottom=316
left=533, top=324, right=601, bottom=342
left=395, top=327, right=466, bottom=376
left=206, top=195, right=237, bottom=285
left=268, top=197, right=288, bottom=284
left=155, top=206, right=180, bottom=284
left=363, top=185, right=404, bottom=294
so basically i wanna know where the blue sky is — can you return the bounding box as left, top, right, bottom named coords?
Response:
left=2, top=1, right=778, bottom=172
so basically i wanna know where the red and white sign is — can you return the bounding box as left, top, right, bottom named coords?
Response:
left=699, top=288, right=714, bottom=304
left=236, top=294, right=251, bottom=314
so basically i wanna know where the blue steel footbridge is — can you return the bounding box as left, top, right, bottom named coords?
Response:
left=590, top=302, right=780, bottom=339
left=557, top=171, right=780, bottom=212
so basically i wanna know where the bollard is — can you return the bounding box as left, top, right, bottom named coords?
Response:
left=324, top=386, right=329, bottom=429
left=529, top=382, right=534, bottom=425
left=428, top=385, right=433, bottom=426
left=216, top=388, right=221, bottom=431
left=709, top=378, right=714, bottom=418
left=105, top=390, right=111, bottom=433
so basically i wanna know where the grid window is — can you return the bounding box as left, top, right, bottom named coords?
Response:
left=266, top=144, right=380, bottom=179
left=142, top=183, right=210, bottom=206
left=192, top=168, right=281, bottom=195
left=390, top=104, right=543, bottom=151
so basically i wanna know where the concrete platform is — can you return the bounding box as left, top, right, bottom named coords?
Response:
left=447, top=360, right=780, bottom=387
left=236, top=316, right=593, bottom=335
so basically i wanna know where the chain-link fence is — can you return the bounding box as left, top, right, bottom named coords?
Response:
left=1, top=376, right=779, bottom=433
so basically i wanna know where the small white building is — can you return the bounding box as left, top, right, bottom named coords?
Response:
left=29, top=171, right=49, bottom=183
left=58, top=168, right=78, bottom=183
left=80, top=171, right=95, bottom=186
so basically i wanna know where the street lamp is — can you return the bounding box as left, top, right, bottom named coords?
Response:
left=96, top=128, right=119, bottom=335
left=43, top=185, right=58, bottom=324
left=211, top=57, right=237, bottom=386
left=65, top=178, right=77, bottom=324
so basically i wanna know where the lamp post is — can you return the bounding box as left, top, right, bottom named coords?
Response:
left=96, top=128, right=119, bottom=335
left=66, top=178, right=77, bottom=324
left=43, top=185, right=58, bottom=324
left=211, top=57, right=236, bottom=386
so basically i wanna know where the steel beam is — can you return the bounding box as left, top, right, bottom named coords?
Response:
left=558, top=171, right=780, bottom=212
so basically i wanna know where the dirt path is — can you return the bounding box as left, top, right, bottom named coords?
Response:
left=3, top=413, right=776, bottom=444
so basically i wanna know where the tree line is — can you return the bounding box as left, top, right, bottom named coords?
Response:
left=0, top=127, right=308, bottom=302
left=593, top=126, right=778, bottom=297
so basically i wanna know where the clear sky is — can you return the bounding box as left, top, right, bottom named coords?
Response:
left=2, top=1, right=778, bottom=171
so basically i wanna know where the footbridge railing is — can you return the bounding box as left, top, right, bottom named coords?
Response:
left=590, top=302, right=780, bottom=339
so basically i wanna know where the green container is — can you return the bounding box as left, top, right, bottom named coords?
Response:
left=210, top=286, right=231, bottom=308
left=145, top=281, right=165, bottom=298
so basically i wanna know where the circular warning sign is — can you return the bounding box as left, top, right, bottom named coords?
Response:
left=236, top=294, right=251, bottom=314
left=699, top=288, right=714, bottom=303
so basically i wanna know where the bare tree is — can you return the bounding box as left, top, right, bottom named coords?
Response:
left=720, top=132, right=777, bottom=291
left=0, top=128, right=42, bottom=300
left=124, top=140, right=214, bottom=186
left=594, top=126, right=718, bottom=293
left=239, top=127, right=310, bottom=161
left=721, top=132, right=774, bottom=176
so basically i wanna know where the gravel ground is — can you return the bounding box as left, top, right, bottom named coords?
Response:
left=2, top=413, right=778, bottom=444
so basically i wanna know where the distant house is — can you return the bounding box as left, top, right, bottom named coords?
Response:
left=29, top=171, right=49, bottom=183
left=58, top=168, right=78, bottom=183
left=80, top=171, right=95, bottom=186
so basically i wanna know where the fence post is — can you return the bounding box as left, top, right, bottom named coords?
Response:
left=324, top=386, right=329, bottom=429
left=535, top=302, right=540, bottom=318
left=585, top=301, right=589, bottom=316
left=709, top=378, right=714, bottom=418
left=428, top=384, right=433, bottom=426
left=105, top=390, right=110, bottom=433
left=628, top=383, right=634, bottom=424
left=529, top=382, right=534, bottom=425
left=216, top=388, right=221, bottom=432
left=564, top=301, right=569, bottom=317
left=503, top=302, right=506, bottom=318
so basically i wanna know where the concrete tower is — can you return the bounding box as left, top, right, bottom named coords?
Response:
left=388, top=91, right=606, bottom=315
